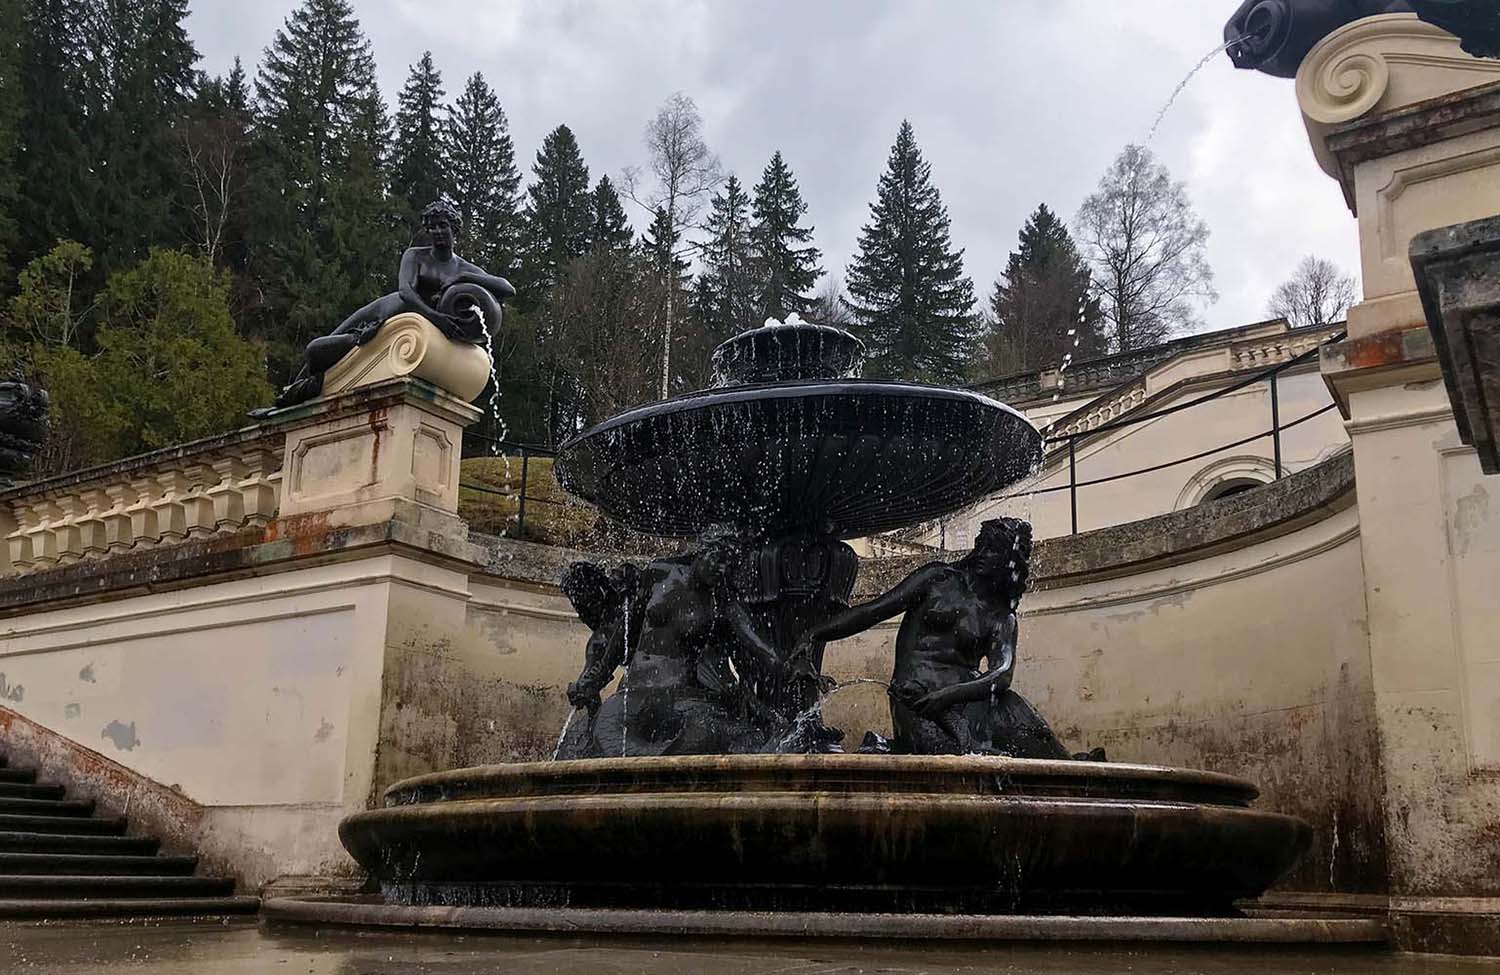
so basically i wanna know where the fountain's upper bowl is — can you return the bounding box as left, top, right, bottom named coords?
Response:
left=556, top=319, right=1042, bottom=540
left=710, top=321, right=866, bottom=388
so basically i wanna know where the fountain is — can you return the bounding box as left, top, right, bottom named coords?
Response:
left=331, top=317, right=1312, bottom=920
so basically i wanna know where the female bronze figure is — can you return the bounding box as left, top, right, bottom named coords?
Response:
left=270, top=200, right=516, bottom=409
left=797, top=519, right=1073, bottom=758
left=562, top=539, right=802, bottom=758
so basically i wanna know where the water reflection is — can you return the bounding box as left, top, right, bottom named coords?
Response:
left=2, top=921, right=1483, bottom=975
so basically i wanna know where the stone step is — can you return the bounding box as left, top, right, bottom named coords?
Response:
left=0, top=895, right=260, bottom=919
left=0, top=874, right=236, bottom=899
left=0, top=813, right=126, bottom=835
left=0, top=782, right=67, bottom=801
left=0, top=768, right=38, bottom=784
left=0, top=852, right=198, bottom=876
left=0, top=797, right=93, bottom=817
left=0, top=831, right=159, bottom=856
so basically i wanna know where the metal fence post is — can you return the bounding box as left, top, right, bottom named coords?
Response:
left=1068, top=438, right=1079, bottom=535
left=1270, top=372, right=1283, bottom=479
left=516, top=448, right=531, bottom=538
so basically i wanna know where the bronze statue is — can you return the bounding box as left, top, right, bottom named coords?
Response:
left=558, top=539, right=811, bottom=759
left=796, top=519, right=1076, bottom=758
left=1226, top=0, right=1499, bottom=77
left=269, top=200, right=516, bottom=410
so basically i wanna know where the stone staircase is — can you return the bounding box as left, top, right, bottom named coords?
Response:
left=0, top=751, right=259, bottom=918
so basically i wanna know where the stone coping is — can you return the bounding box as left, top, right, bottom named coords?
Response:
left=0, top=511, right=481, bottom=617
left=1323, top=80, right=1500, bottom=212
left=261, top=897, right=1390, bottom=945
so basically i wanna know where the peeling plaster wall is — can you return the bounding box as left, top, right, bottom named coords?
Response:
left=0, top=555, right=421, bottom=889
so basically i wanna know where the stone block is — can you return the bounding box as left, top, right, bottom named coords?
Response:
left=1411, top=213, right=1500, bottom=474
left=323, top=313, right=494, bottom=404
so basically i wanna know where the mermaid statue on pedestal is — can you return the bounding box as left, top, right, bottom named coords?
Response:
left=268, top=200, right=516, bottom=410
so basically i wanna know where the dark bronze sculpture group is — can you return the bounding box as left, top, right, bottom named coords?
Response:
left=555, top=519, right=1090, bottom=760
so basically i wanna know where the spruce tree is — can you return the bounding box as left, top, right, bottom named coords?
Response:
left=518, top=124, right=592, bottom=305
left=844, top=121, right=977, bottom=384
left=250, top=0, right=391, bottom=378
left=77, top=0, right=199, bottom=273
left=0, top=0, right=22, bottom=280
left=694, top=175, right=758, bottom=340
left=589, top=176, right=633, bottom=253
left=750, top=151, right=822, bottom=322
left=391, top=52, right=447, bottom=217
left=13, top=0, right=94, bottom=272
left=443, top=72, right=521, bottom=273
left=980, top=204, right=1106, bottom=377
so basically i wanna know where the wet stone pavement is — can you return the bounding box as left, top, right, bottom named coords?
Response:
left=3, top=921, right=1496, bottom=974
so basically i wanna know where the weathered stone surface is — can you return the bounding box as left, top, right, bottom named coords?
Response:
left=1411, top=213, right=1500, bottom=474
left=343, top=755, right=1310, bottom=916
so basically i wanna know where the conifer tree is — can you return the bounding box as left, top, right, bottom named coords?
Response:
left=518, top=125, right=592, bottom=305
left=391, top=52, right=447, bottom=217
left=750, top=151, right=822, bottom=322
left=13, top=0, right=95, bottom=271
left=979, top=204, right=1106, bottom=377
left=694, top=175, right=758, bottom=340
left=0, top=0, right=22, bottom=280
left=249, top=0, right=392, bottom=378
left=844, top=121, right=977, bottom=384
left=77, top=0, right=199, bottom=273
left=443, top=72, right=521, bottom=273
left=589, top=176, right=633, bottom=253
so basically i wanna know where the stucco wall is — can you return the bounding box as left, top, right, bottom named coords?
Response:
left=0, top=549, right=468, bottom=889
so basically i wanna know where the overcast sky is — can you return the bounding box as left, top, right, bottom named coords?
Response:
left=185, top=0, right=1363, bottom=335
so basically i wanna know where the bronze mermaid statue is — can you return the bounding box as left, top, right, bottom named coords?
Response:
left=267, top=199, right=516, bottom=411
left=797, top=519, right=1090, bottom=759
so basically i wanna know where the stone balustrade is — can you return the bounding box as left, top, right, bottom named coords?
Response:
left=0, top=433, right=284, bottom=576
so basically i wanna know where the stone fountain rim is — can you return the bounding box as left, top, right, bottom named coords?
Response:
left=556, top=379, right=1037, bottom=450
left=376, top=754, right=1262, bottom=807
left=714, top=320, right=866, bottom=349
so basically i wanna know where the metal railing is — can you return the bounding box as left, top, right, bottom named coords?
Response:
left=1019, top=332, right=1345, bottom=535
left=459, top=436, right=563, bottom=540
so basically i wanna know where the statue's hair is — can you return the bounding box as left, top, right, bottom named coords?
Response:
left=420, top=199, right=463, bottom=237
left=560, top=561, right=616, bottom=630
left=968, top=518, right=1033, bottom=597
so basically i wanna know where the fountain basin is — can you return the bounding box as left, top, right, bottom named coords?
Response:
left=555, top=382, right=1042, bottom=538
left=340, top=755, right=1311, bottom=916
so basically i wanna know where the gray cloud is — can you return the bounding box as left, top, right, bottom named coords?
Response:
left=187, top=0, right=1363, bottom=339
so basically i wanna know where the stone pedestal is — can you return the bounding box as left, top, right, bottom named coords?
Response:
left=276, top=377, right=481, bottom=534
left=1297, top=15, right=1500, bottom=339
left=1302, top=15, right=1500, bottom=955
left=324, top=313, right=494, bottom=404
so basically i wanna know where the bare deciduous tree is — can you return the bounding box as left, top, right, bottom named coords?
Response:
left=811, top=275, right=854, bottom=326
left=1268, top=256, right=1358, bottom=329
left=623, top=92, right=723, bottom=396
left=1075, top=144, right=1216, bottom=352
